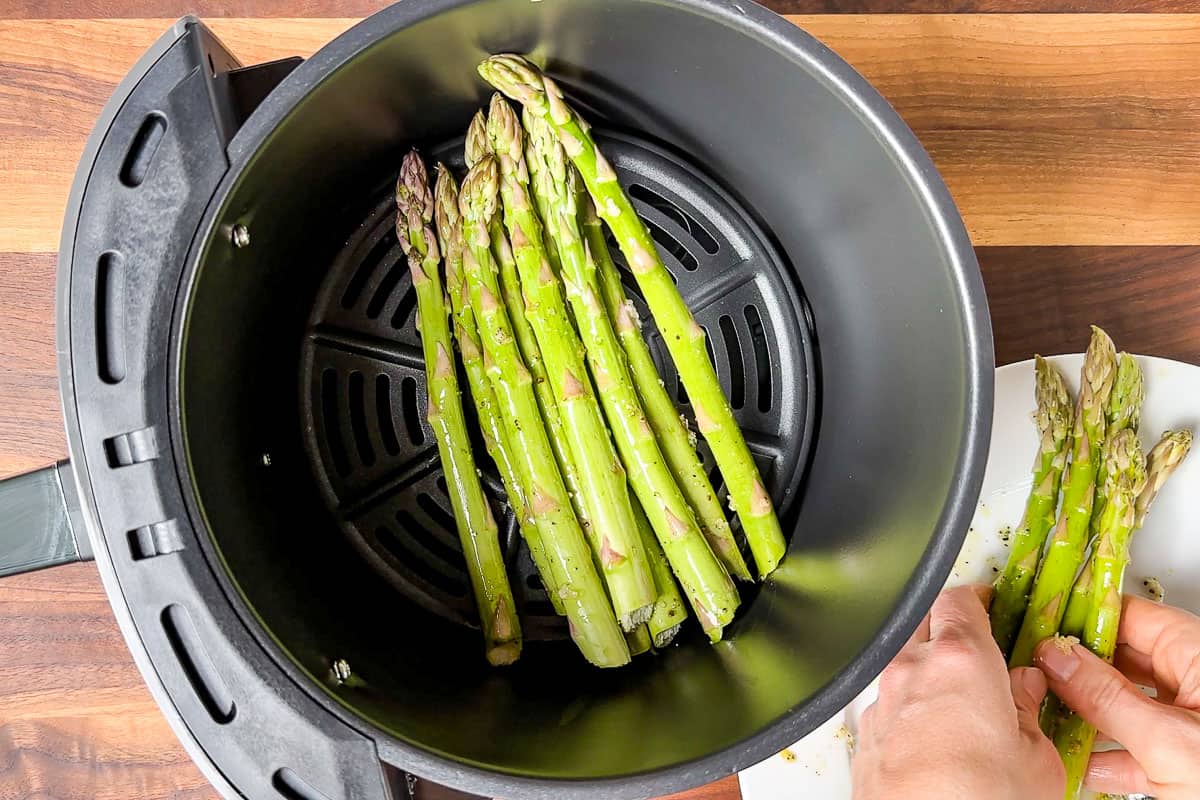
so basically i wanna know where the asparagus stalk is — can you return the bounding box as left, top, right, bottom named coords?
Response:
left=525, top=112, right=740, bottom=641
left=1060, top=353, right=1145, bottom=639
left=459, top=155, right=629, bottom=667
left=1010, top=327, right=1117, bottom=667
left=433, top=165, right=565, bottom=617
left=479, top=55, right=787, bottom=578
left=487, top=95, right=656, bottom=631
left=467, top=112, right=589, bottom=547
left=521, top=106, right=564, bottom=277
left=1054, top=429, right=1147, bottom=800
left=631, top=493, right=687, bottom=647
left=397, top=152, right=521, bottom=666
left=625, top=624, right=653, bottom=657
left=579, top=185, right=753, bottom=583
left=990, top=356, right=1073, bottom=654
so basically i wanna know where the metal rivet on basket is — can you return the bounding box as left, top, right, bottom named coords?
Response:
left=231, top=224, right=250, bottom=248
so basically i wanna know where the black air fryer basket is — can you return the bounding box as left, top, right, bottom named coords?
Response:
left=0, top=3, right=992, bottom=799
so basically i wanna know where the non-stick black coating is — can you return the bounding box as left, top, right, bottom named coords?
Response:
left=178, top=0, right=990, bottom=794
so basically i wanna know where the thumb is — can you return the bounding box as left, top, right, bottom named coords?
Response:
left=1010, top=667, right=1049, bottom=737
left=1034, top=638, right=1163, bottom=757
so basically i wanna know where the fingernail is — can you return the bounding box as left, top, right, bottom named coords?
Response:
left=1035, top=637, right=1081, bottom=681
left=1019, top=665, right=1047, bottom=696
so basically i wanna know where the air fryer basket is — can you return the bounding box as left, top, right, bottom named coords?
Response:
left=180, top=0, right=988, bottom=782
left=21, top=1, right=990, bottom=797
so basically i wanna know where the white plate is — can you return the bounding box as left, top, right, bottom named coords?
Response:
left=740, top=354, right=1200, bottom=800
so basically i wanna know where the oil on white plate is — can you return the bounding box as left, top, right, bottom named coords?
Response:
left=739, top=353, right=1200, bottom=800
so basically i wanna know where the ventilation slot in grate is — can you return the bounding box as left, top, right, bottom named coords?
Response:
left=401, top=376, right=425, bottom=445
left=366, top=260, right=406, bottom=320
left=644, top=218, right=698, bottom=272
left=390, top=281, right=418, bottom=330
left=375, top=374, right=402, bottom=456
left=348, top=371, right=375, bottom=467
left=629, top=183, right=719, bottom=255
left=341, top=229, right=396, bottom=310
left=745, top=305, right=773, bottom=412
left=719, top=315, right=745, bottom=410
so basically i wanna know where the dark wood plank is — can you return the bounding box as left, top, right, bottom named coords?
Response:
left=1, top=0, right=1198, bottom=18
left=0, top=561, right=217, bottom=800
left=980, top=245, right=1200, bottom=366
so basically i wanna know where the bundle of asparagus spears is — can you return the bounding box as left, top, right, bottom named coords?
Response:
left=988, top=327, right=1193, bottom=799
left=399, top=55, right=785, bottom=669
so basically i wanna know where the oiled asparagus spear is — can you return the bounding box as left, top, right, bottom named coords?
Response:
left=579, top=184, right=752, bottom=582
left=433, top=165, right=565, bottom=617
left=525, top=112, right=739, bottom=640
left=1010, top=327, right=1117, bottom=668
left=487, top=96, right=656, bottom=631
left=397, top=152, right=520, bottom=665
left=1060, top=353, right=1144, bottom=639
left=459, top=156, right=628, bottom=667
left=990, top=357, right=1073, bottom=654
left=1054, top=429, right=1146, bottom=800
left=479, top=55, right=787, bottom=578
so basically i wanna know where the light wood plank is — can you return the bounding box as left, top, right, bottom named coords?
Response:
left=2, top=16, right=1200, bottom=248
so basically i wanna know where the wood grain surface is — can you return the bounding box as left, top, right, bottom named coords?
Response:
left=4, top=14, right=1200, bottom=250
left=1, top=2, right=1198, bottom=799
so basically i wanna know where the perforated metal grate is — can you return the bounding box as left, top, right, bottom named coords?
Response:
left=299, top=131, right=815, bottom=640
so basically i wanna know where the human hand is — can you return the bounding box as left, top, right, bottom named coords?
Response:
left=1034, top=594, right=1200, bottom=799
left=852, top=585, right=1064, bottom=800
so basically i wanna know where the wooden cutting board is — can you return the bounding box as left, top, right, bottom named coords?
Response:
left=2, top=1, right=1199, bottom=798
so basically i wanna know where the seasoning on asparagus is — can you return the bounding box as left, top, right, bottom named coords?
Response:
left=397, top=152, right=521, bottom=665
left=487, top=95, right=657, bottom=631
left=1053, top=429, right=1146, bottom=800
left=525, top=111, right=740, bottom=640
left=1060, top=353, right=1145, bottom=639
left=989, top=356, right=1073, bottom=655
left=459, top=155, right=629, bottom=667
left=479, top=54, right=787, bottom=578
left=580, top=183, right=752, bottom=583
left=433, top=165, right=565, bottom=617
left=1009, top=327, right=1117, bottom=668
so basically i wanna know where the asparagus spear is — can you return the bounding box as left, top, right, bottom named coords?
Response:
left=1054, top=429, right=1147, bottom=800
left=525, top=112, right=740, bottom=641
left=1009, top=327, right=1117, bottom=667
left=467, top=112, right=590, bottom=547
left=487, top=95, right=656, bottom=631
left=1060, top=353, right=1145, bottom=639
left=479, top=55, right=787, bottom=578
left=990, top=356, right=1073, bottom=654
left=579, top=184, right=753, bottom=583
left=433, top=165, right=565, bottom=617
left=521, top=107, right=564, bottom=276
left=459, top=155, right=629, bottom=667
left=625, top=624, right=653, bottom=657
left=631, top=494, right=687, bottom=647
left=397, top=152, right=521, bottom=666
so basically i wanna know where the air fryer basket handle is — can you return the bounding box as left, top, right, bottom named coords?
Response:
left=0, top=461, right=92, bottom=576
